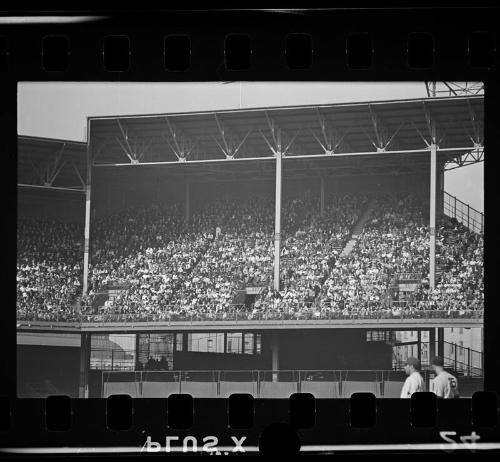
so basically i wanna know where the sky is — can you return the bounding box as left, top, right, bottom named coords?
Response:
left=17, top=82, right=483, bottom=212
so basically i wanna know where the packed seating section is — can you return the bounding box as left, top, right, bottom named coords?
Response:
left=17, top=191, right=484, bottom=322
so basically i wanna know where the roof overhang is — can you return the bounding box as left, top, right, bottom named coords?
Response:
left=88, top=95, right=483, bottom=181
left=18, top=135, right=87, bottom=192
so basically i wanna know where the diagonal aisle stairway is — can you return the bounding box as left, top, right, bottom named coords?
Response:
left=339, top=198, right=377, bottom=258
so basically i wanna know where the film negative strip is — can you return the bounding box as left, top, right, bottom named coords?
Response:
left=0, top=5, right=499, bottom=457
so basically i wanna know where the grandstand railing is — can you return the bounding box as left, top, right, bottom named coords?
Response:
left=101, top=368, right=483, bottom=398
left=442, top=190, right=484, bottom=234
left=17, top=307, right=484, bottom=324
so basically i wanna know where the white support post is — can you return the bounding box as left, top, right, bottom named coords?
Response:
left=82, top=141, right=92, bottom=296
left=271, top=332, right=279, bottom=383
left=274, top=147, right=282, bottom=292
left=429, top=138, right=437, bottom=291
left=438, top=165, right=445, bottom=218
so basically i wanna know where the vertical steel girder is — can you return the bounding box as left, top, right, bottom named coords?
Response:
left=116, top=120, right=153, bottom=164
left=82, top=140, right=92, bottom=296
left=164, top=117, right=198, bottom=162
left=429, top=136, right=437, bottom=291
left=274, top=148, right=282, bottom=292
left=213, top=113, right=251, bottom=159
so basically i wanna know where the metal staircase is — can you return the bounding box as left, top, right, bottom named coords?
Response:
left=393, top=340, right=483, bottom=378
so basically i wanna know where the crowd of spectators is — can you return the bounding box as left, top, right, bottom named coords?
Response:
left=413, top=215, right=484, bottom=313
left=137, top=356, right=170, bottom=371
left=315, top=194, right=429, bottom=315
left=264, top=193, right=368, bottom=309
left=17, top=219, right=83, bottom=321
left=82, top=200, right=235, bottom=318
left=17, top=190, right=484, bottom=323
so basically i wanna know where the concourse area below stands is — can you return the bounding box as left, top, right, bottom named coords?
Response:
left=17, top=328, right=483, bottom=398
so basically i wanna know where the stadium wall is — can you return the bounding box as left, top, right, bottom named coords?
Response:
left=276, top=330, right=393, bottom=371
left=173, top=350, right=271, bottom=371
left=171, top=330, right=393, bottom=372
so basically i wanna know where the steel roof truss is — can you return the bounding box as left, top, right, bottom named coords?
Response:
left=422, top=102, right=438, bottom=146
left=466, top=99, right=483, bottom=146
left=116, top=120, right=138, bottom=163
left=31, top=142, right=67, bottom=187
left=72, top=161, right=86, bottom=188
left=411, top=121, right=431, bottom=148
left=444, top=146, right=484, bottom=171
left=213, top=113, right=251, bottom=160
left=366, top=105, right=405, bottom=153
left=261, top=111, right=300, bottom=157
left=311, top=108, right=349, bottom=155
left=164, top=117, right=198, bottom=162
left=91, top=142, right=107, bottom=163
left=115, top=136, right=135, bottom=164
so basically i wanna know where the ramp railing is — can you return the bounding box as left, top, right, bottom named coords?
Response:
left=442, top=190, right=483, bottom=234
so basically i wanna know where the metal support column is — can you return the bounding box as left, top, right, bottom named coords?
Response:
left=271, top=332, right=279, bottom=383
left=79, top=333, right=91, bottom=398
left=417, top=330, right=422, bottom=361
left=274, top=149, right=282, bottom=292
left=185, top=181, right=190, bottom=224
left=320, top=176, right=325, bottom=216
left=429, top=140, right=437, bottom=290
left=437, top=328, right=445, bottom=359
left=82, top=140, right=93, bottom=295
left=438, top=166, right=445, bottom=218
left=467, top=347, right=471, bottom=376
left=135, top=334, right=140, bottom=371
left=454, top=344, right=458, bottom=371
left=429, top=328, right=436, bottom=362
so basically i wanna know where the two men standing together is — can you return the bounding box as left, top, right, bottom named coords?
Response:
left=400, top=356, right=459, bottom=399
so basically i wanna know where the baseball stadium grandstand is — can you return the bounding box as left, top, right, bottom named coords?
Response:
left=17, top=90, right=484, bottom=398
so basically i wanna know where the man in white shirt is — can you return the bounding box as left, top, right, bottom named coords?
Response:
left=429, top=356, right=459, bottom=399
left=400, top=357, right=425, bottom=398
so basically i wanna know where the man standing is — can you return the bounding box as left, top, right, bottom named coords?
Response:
left=400, top=357, right=425, bottom=398
left=429, top=356, right=459, bottom=399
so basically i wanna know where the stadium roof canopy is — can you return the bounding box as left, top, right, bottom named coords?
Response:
left=18, top=135, right=87, bottom=192
left=17, top=95, right=484, bottom=189
left=88, top=95, right=484, bottom=182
